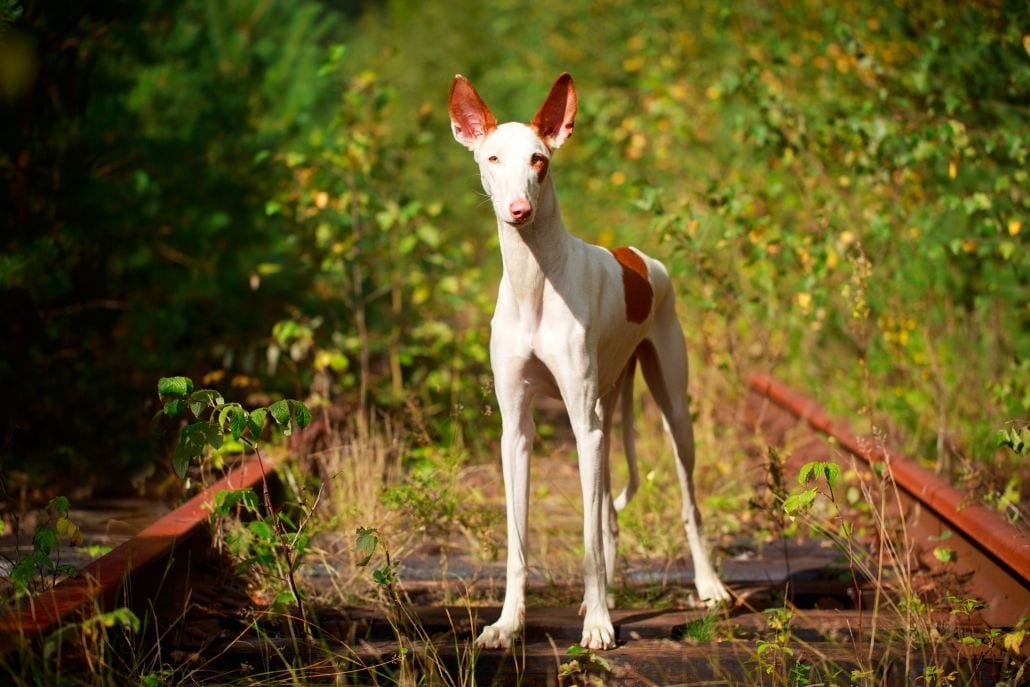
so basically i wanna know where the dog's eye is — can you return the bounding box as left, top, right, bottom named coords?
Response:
left=487, top=155, right=499, bottom=163
left=530, top=154, right=548, bottom=167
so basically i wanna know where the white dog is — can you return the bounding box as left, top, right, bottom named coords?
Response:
left=449, top=72, right=729, bottom=651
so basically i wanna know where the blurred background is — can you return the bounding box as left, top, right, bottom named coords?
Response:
left=0, top=1, right=1026, bottom=512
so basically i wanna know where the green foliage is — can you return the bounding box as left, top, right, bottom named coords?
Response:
left=80, top=606, right=141, bottom=635
left=156, top=375, right=311, bottom=478
left=1, top=0, right=1026, bottom=503
left=213, top=496, right=317, bottom=614
left=4, top=496, right=82, bottom=598
left=558, top=645, right=612, bottom=685
left=756, top=606, right=801, bottom=679
left=158, top=374, right=317, bottom=622
left=783, top=488, right=818, bottom=518
left=1, top=0, right=352, bottom=480
left=784, top=461, right=842, bottom=517
left=998, top=425, right=1030, bottom=457
left=379, top=452, right=500, bottom=560
left=354, top=526, right=399, bottom=590
left=797, top=462, right=841, bottom=487
left=354, top=526, right=380, bottom=567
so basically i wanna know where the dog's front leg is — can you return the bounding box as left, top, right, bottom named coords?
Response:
left=560, top=373, right=616, bottom=651
left=476, top=365, right=534, bottom=650
left=576, top=399, right=616, bottom=650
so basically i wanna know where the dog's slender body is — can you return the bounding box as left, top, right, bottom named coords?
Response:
left=449, top=73, right=729, bottom=651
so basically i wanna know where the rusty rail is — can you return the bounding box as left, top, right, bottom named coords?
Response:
left=748, top=372, right=1030, bottom=626
left=0, top=455, right=278, bottom=648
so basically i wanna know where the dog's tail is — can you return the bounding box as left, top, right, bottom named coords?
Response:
left=613, top=355, right=640, bottom=513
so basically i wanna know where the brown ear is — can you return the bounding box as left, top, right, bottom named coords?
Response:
left=449, top=75, right=497, bottom=150
left=531, top=72, right=577, bottom=150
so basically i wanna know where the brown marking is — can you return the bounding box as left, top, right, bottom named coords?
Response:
left=448, top=75, right=497, bottom=144
left=531, top=153, right=549, bottom=182
left=531, top=73, right=577, bottom=149
left=610, top=247, right=653, bottom=324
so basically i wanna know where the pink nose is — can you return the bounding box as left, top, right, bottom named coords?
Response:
left=509, top=199, right=533, bottom=222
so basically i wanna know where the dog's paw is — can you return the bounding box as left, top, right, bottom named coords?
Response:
left=580, top=619, right=616, bottom=651
left=475, top=623, right=518, bottom=650
left=580, top=604, right=616, bottom=650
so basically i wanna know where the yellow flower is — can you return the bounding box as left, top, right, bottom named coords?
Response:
left=1008, top=219, right=1022, bottom=236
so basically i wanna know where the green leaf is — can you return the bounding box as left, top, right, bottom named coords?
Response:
left=783, top=488, right=817, bottom=515
left=188, top=389, right=224, bottom=418
left=268, top=399, right=291, bottom=425
left=354, top=527, right=378, bottom=566
left=933, top=547, right=954, bottom=563
left=87, top=607, right=141, bottom=633
left=372, top=565, right=396, bottom=586
left=11, top=556, right=42, bottom=590
left=49, top=496, right=70, bottom=517
left=217, top=404, right=247, bottom=440
left=172, top=421, right=209, bottom=478
left=248, top=408, right=268, bottom=437
left=229, top=408, right=247, bottom=440
left=213, top=488, right=259, bottom=516
left=163, top=398, right=185, bottom=418
left=248, top=519, right=274, bottom=540
left=798, top=461, right=840, bottom=486
left=289, top=400, right=313, bottom=429
left=172, top=440, right=190, bottom=479
left=202, top=422, right=224, bottom=450
left=33, top=528, right=59, bottom=556
left=158, top=376, right=193, bottom=397
left=998, top=427, right=1030, bottom=456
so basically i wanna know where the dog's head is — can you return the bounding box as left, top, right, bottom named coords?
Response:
left=448, top=73, right=577, bottom=228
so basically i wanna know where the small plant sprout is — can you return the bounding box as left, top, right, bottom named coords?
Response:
left=7, top=496, right=83, bottom=595
left=558, top=644, right=613, bottom=685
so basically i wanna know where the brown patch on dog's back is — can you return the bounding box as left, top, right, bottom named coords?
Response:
left=610, top=247, right=653, bottom=324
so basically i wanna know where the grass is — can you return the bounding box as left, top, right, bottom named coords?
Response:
left=2, top=368, right=1027, bottom=685
left=5, top=283, right=1028, bottom=685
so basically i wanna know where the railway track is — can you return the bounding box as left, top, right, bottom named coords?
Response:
left=1, top=375, right=1027, bottom=685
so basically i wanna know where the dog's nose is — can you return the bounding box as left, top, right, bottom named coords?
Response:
left=509, top=199, right=533, bottom=223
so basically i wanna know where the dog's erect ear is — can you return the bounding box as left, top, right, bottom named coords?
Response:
left=531, top=72, right=577, bottom=150
left=449, top=75, right=497, bottom=151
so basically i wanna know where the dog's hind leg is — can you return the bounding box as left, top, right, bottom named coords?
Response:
left=613, top=355, right=640, bottom=514
left=637, top=299, right=729, bottom=606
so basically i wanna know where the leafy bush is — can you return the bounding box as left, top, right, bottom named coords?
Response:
left=1, top=0, right=1026, bottom=496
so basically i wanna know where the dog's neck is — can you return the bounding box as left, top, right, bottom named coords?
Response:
left=495, top=174, right=573, bottom=315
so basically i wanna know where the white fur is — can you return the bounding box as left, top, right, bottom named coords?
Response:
left=449, top=73, right=729, bottom=651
